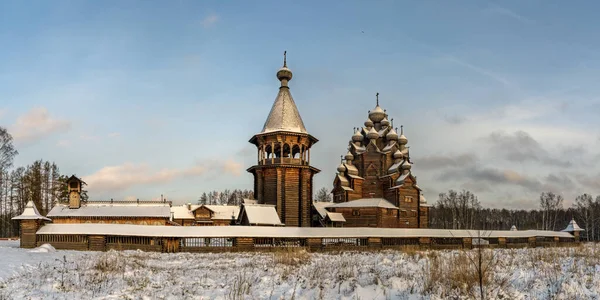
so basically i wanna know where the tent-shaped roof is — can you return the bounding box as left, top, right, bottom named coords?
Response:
left=562, top=219, right=584, bottom=232
left=12, top=201, right=51, bottom=221
left=328, top=198, right=398, bottom=209
left=510, top=225, right=517, bottom=231
left=240, top=204, right=283, bottom=226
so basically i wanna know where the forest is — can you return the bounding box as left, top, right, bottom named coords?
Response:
left=1, top=126, right=599, bottom=241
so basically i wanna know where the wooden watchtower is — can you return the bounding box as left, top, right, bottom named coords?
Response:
left=66, top=175, right=87, bottom=209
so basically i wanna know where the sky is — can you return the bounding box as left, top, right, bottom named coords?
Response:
left=1, top=0, right=599, bottom=209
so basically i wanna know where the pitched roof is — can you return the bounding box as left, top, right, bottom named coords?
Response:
left=47, top=203, right=170, bottom=218
left=12, top=201, right=51, bottom=221
left=241, top=205, right=283, bottom=226
left=261, top=85, right=307, bottom=134
left=170, top=205, right=196, bottom=220
left=203, top=205, right=240, bottom=220
left=326, top=212, right=346, bottom=222
left=328, top=198, right=398, bottom=209
left=312, top=202, right=332, bottom=219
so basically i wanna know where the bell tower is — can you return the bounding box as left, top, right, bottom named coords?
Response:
left=66, top=175, right=86, bottom=209
left=247, top=52, right=320, bottom=227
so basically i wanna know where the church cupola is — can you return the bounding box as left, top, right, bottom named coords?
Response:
left=393, top=149, right=403, bottom=160
left=386, top=127, right=398, bottom=141
left=381, top=116, right=390, bottom=127
left=369, top=93, right=385, bottom=123
left=344, top=151, right=354, bottom=162
left=364, top=118, right=374, bottom=128
left=337, top=162, right=347, bottom=173
left=398, top=125, right=408, bottom=145
left=352, top=128, right=364, bottom=143
left=367, top=127, right=379, bottom=140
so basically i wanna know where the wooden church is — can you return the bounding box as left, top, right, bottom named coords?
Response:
left=328, top=94, right=431, bottom=228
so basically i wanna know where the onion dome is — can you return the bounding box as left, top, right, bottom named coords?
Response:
left=345, top=151, right=354, bottom=161
left=386, top=127, right=398, bottom=140
left=367, top=127, right=379, bottom=140
left=369, top=106, right=385, bottom=123
left=401, top=161, right=412, bottom=170
left=352, top=128, right=364, bottom=142
left=420, top=194, right=427, bottom=204
left=364, top=117, right=374, bottom=128
left=337, top=163, right=347, bottom=173
left=380, top=117, right=390, bottom=127
left=398, top=125, right=408, bottom=144
left=393, top=149, right=403, bottom=159
left=276, top=51, right=293, bottom=83
left=369, top=92, right=386, bottom=122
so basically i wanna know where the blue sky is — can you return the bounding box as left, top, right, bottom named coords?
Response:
left=1, top=0, right=599, bottom=208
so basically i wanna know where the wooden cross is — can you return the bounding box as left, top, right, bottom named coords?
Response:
left=376, top=92, right=379, bottom=106
left=283, top=51, right=287, bottom=67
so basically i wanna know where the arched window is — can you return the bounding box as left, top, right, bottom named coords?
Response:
left=283, top=144, right=291, bottom=158
left=265, top=145, right=272, bottom=159
left=292, top=145, right=301, bottom=159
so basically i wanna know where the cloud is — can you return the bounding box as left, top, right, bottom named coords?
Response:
left=442, top=55, right=512, bottom=87
left=483, top=4, right=535, bottom=24
left=481, top=130, right=572, bottom=167
left=443, top=114, right=467, bottom=125
left=56, top=140, right=71, bottom=147
left=437, top=166, right=542, bottom=191
left=201, top=14, right=219, bottom=28
left=10, top=107, right=71, bottom=143
left=108, top=132, right=120, bottom=138
left=84, top=159, right=244, bottom=193
left=416, top=153, right=477, bottom=170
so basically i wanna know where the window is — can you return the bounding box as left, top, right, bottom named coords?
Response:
left=352, top=210, right=360, bottom=216
left=404, top=196, right=413, bottom=203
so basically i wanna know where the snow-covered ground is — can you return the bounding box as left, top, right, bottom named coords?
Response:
left=0, top=240, right=599, bottom=299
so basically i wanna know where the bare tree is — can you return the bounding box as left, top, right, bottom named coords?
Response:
left=314, top=187, right=332, bottom=202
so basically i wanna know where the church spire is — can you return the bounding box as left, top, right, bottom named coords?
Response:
left=260, top=52, right=307, bottom=134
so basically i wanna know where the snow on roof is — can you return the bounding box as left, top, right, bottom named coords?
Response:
left=243, top=199, right=257, bottom=205
left=203, top=205, right=240, bottom=220
left=326, top=212, right=346, bottom=222
left=312, top=202, right=332, bottom=218
left=36, top=224, right=575, bottom=239
left=329, top=198, right=398, bottom=209
left=12, top=201, right=51, bottom=221
left=562, top=219, right=584, bottom=232
left=47, top=204, right=170, bottom=218
left=170, top=206, right=195, bottom=220
left=241, top=205, right=283, bottom=226
left=510, top=225, right=518, bottom=231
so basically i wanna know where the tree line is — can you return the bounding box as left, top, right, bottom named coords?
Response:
left=430, top=190, right=600, bottom=241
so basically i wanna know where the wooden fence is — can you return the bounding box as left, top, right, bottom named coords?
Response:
left=27, top=234, right=578, bottom=253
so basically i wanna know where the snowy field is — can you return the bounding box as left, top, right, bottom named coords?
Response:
left=0, top=240, right=599, bottom=299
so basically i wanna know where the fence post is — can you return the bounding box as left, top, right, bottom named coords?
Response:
left=235, top=237, right=254, bottom=251
left=528, top=236, right=536, bottom=248
left=498, top=237, right=506, bottom=248
left=89, top=235, right=106, bottom=251
left=368, top=237, right=381, bottom=249
left=462, top=237, right=472, bottom=249
left=306, top=238, right=322, bottom=251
